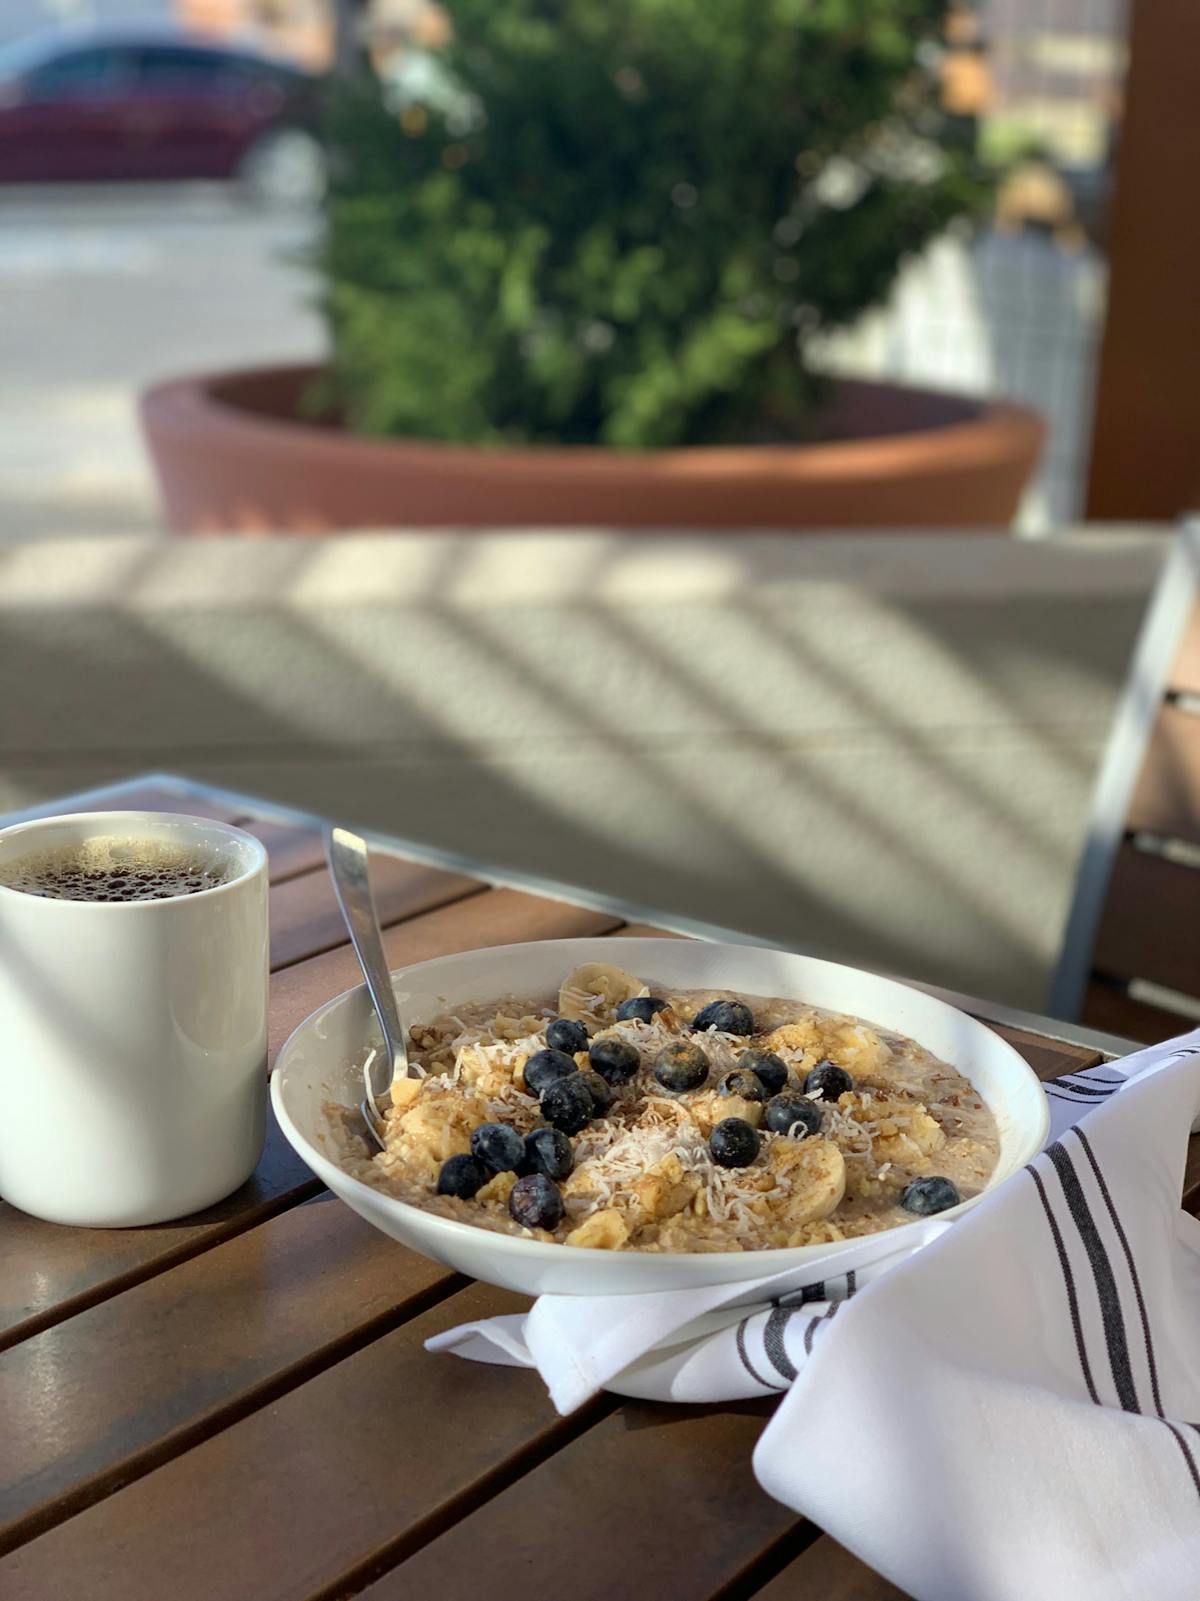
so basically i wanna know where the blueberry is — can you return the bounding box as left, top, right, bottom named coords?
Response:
left=616, top=995, right=667, bottom=1023
left=523, top=1047, right=577, bottom=1098
left=709, top=1117, right=760, bottom=1168
left=470, top=1121, right=525, bottom=1174
left=653, top=1040, right=710, bottom=1092
left=588, top=1036, right=640, bottom=1085
left=577, top=1068, right=614, bottom=1116
left=546, top=1017, right=589, bottom=1055
left=719, top=1068, right=766, bottom=1102
left=522, top=1126, right=574, bottom=1181
left=900, top=1176, right=961, bottom=1216
left=436, top=1153, right=489, bottom=1199
left=691, top=999, right=755, bottom=1036
left=509, top=1172, right=565, bottom=1231
left=739, top=1049, right=789, bottom=1096
left=764, top=1093, right=823, bottom=1139
left=803, top=1059, right=853, bottom=1101
left=540, top=1074, right=595, bottom=1135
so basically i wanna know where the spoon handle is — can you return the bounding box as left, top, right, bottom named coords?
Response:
left=326, top=827, right=412, bottom=1095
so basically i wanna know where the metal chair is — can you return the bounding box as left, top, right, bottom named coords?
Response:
left=1051, top=520, right=1200, bottom=1039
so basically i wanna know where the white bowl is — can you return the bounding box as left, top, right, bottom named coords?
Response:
left=271, top=938, right=1049, bottom=1296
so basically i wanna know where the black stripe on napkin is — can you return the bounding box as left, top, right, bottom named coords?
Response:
left=1046, top=1139, right=1139, bottom=1413
left=1031, top=1138, right=1200, bottom=1501
left=735, top=1316, right=785, bottom=1392
left=1073, top=1127, right=1163, bottom=1416
left=778, top=1269, right=856, bottom=1312
left=763, top=1307, right=799, bottom=1383
left=1043, top=1090, right=1120, bottom=1110
left=1027, top=1163, right=1101, bottom=1404
left=1070, top=1132, right=1200, bottom=1496
left=750, top=1269, right=863, bottom=1385
left=776, top=1279, right=826, bottom=1308
left=801, top=1299, right=843, bottom=1358
left=1045, top=1081, right=1122, bottom=1100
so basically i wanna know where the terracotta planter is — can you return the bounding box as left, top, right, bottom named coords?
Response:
left=141, top=364, right=1044, bottom=533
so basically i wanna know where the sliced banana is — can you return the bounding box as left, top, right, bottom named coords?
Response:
left=767, top=1136, right=847, bottom=1226
left=564, top=1208, right=631, bottom=1250
left=557, top=961, right=648, bottom=1024
left=827, top=1020, right=892, bottom=1076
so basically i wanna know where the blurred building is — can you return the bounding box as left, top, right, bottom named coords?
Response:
left=816, top=0, right=1128, bottom=532
left=985, top=0, right=1125, bottom=166
left=0, top=1, right=169, bottom=48
left=174, top=0, right=332, bottom=68
left=170, top=0, right=448, bottom=72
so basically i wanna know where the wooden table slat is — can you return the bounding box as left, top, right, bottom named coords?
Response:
left=0, top=1109, right=319, bottom=1352
left=754, top=1536, right=911, bottom=1600
left=4, top=774, right=1179, bottom=1601
left=269, top=856, right=483, bottom=972
left=268, top=888, right=624, bottom=1064
left=0, top=1282, right=603, bottom=1601
left=983, top=1022, right=1103, bottom=1082
left=355, top=1402, right=802, bottom=1601
left=234, top=817, right=329, bottom=884
left=0, top=1202, right=459, bottom=1555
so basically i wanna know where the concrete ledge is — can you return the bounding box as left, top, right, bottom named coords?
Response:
left=0, top=528, right=1168, bottom=1010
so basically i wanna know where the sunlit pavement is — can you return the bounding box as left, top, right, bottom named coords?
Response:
left=0, top=182, right=324, bottom=538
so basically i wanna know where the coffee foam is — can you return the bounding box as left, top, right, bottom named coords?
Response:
left=0, top=837, right=235, bottom=902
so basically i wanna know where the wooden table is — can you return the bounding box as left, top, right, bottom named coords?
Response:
left=0, top=776, right=1190, bottom=1601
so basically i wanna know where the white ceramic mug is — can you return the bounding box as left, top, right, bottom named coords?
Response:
left=0, top=811, right=269, bottom=1226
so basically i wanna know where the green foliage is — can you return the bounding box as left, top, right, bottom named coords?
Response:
left=316, top=0, right=989, bottom=448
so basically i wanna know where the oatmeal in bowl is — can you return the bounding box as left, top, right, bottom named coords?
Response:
left=271, top=939, right=1048, bottom=1297
left=332, top=962, right=1000, bottom=1253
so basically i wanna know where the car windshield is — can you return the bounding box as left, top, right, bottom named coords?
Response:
left=0, top=29, right=307, bottom=90
left=24, top=47, right=131, bottom=102
left=0, top=31, right=62, bottom=83
left=130, top=47, right=225, bottom=93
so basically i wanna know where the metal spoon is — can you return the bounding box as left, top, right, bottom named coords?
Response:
left=326, top=826, right=420, bottom=1151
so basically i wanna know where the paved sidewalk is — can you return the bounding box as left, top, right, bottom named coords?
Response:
left=0, top=183, right=324, bottom=539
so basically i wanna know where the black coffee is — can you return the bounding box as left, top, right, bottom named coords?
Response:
left=0, top=839, right=234, bottom=902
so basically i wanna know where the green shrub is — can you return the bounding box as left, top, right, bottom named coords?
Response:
left=316, top=0, right=987, bottom=448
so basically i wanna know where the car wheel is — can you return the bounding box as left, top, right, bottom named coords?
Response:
left=237, top=128, right=326, bottom=209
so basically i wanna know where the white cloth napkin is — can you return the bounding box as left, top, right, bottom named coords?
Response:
left=427, top=1029, right=1200, bottom=1601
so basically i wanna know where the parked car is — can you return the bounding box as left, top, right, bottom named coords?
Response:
left=0, top=27, right=326, bottom=205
